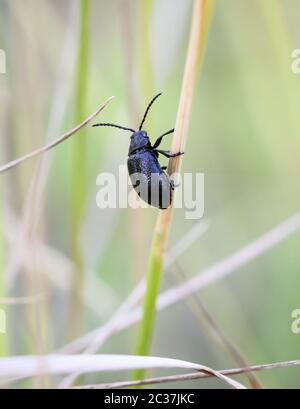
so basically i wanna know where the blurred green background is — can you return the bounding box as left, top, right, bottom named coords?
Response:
left=0, top=0, right=300, bottom=389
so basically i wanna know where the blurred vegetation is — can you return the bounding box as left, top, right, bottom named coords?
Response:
left=0, top=0, right=300, bottom=388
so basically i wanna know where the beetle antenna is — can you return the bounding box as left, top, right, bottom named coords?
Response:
left=139, top=92, right=162, bottom=131
left=92, top=123, right=136, bottom=133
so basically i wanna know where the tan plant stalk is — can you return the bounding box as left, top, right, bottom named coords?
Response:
left=133, top=0, right=215, bottom=381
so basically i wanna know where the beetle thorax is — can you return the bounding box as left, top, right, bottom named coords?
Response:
left=128, top=131, right=151, bottom=155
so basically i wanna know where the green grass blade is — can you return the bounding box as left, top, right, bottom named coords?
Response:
left=69, top=0, right=90, bottom=338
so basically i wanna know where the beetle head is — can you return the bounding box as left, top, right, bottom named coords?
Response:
left=128, top=131, right=150, bottom=155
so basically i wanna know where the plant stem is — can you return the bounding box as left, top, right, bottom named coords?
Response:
left=133, top=0, right=215, bottom=381
left=70, top=0, right=90, bottom=338
left=0, top=98, right=113, bottom=175
left=139, top=0, right=155, bottom=100
left=0, top=189, right=8, bottom=356
left=76, top=358, right=300, bottom=389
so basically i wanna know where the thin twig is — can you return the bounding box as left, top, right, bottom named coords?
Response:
left=0, top=294, right=43, bottom=305
left=73, top=358, right=300, bottom=389
left=0, top=97, right=114, bottom=175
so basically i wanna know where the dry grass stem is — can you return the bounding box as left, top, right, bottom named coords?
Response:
left=0, top=97, right=114, bottom=175
left=134, top=0, right=214, bottom=380
left=74, top=358, right=300, bottom=389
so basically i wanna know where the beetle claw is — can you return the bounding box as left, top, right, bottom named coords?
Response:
left=170, top=180, right=180, bottom=190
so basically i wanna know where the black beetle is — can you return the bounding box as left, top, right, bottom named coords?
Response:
left=93, top=93, right=184, bottom=209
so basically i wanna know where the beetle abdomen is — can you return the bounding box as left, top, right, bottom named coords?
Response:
left=127, top=150, right=172, bottom=209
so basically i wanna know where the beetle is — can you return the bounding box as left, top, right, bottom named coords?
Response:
left=93, top=93, right=184, bottom=209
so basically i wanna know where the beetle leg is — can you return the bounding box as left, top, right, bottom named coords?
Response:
left=170, top=180, right=180, bottom=190
left=155, top=149, right=184, bottom=158
left=161, top=166, right=167, bottom=170
left=153, top=128, right=175, bottom=149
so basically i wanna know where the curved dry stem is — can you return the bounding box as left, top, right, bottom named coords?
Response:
left=0, top=96, right=114, bottom=175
